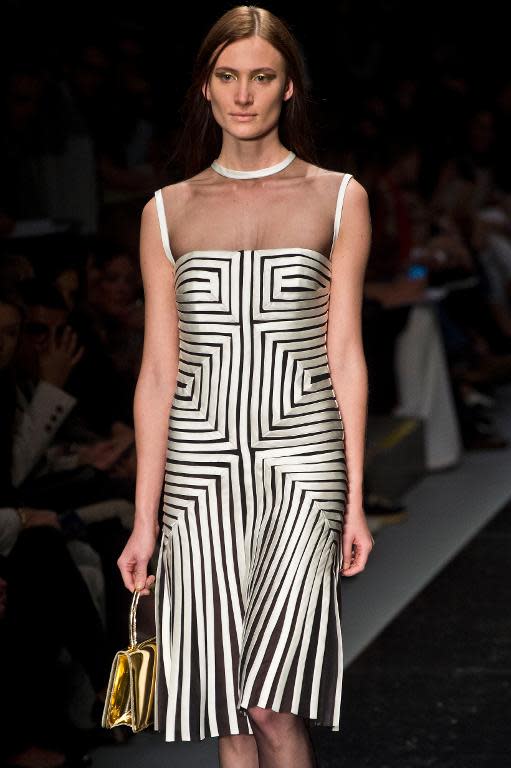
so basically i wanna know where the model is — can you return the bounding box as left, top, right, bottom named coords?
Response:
left=117, top=5, right=374, bottom=767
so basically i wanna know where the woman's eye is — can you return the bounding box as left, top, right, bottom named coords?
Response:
left=217, top=73, right=271, bottom=82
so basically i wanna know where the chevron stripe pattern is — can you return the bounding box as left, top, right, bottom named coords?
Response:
left=152, top=241, right=348, bottom=742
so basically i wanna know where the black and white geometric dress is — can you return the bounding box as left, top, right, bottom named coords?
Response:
left=152, top=150, right=353, bottom=742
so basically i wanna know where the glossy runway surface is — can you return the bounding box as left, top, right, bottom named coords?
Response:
left=313, top=499, right=511, bottom=767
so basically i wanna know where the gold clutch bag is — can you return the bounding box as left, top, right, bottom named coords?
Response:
left=102, top=588, right=157, bottom=733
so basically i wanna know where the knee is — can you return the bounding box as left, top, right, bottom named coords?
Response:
left=247, top=706, right=275, bottom=730
left=247, top=706, right=295, bottom=747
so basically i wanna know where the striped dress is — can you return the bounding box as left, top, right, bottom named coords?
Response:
left=152, top=151, right=352, bottom=741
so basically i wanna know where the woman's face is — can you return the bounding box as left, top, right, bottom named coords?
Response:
left=0, top=302, right=22, bottom=370
left=203, top=36, right=293, bottom=141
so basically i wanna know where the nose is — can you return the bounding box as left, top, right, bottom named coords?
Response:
left=234, top=77, right=254, bottom=107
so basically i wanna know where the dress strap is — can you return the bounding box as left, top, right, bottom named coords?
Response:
left=330, top=173, right=353, bottom=255
left=154, top=189, right=175, bottom=267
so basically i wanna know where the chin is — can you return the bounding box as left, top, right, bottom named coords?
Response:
left=224, top=124, right=271, bottom=142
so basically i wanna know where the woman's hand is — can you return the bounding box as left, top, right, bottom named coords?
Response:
left=117, top=522, right=159, bottom=595
left=340, top=506, right=375, bottom=576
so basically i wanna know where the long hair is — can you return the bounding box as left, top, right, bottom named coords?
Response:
left=170, top=5, right=318, bottom=179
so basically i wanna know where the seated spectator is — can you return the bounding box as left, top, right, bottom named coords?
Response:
left=10, top=278, right=136, bottom=500
left=39, top=245, right=138, bottom=436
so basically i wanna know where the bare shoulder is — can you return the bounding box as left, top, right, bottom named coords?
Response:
left=300, top=160, right=368, bottom=203
left=344, top=176, right=369, bottom=210
left=142, top=179, right=187, bottom=215
left=325, top=169, right=369, bottom=212
left=337, top=174, right=371, bottom=237
left=143, top=168, right=214, bottom=219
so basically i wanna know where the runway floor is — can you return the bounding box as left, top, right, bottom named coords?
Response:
left=312, top=497, right=510, bottom=767
left=91, top=383, right=511, bottom=768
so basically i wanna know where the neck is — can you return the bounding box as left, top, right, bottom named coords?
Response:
left=215, top=138, right=291, bottom=171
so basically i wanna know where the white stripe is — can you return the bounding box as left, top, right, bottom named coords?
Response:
left=180, top=523, right=192, bottom=740
left=154, top=189, right=175, bottom=266
left=186, top=506, right=207, bottom=738
left=162, top=544, right=174, bottom=739
left=197, top=486, right=219, bottom=735
left=330, top=173, right=353, bottom=255
left=240, top=251, right=256, bottom=590
left=332, top=569, right=344, bottom=729
left=167, top=525, right=182, bottom=737
left=153, top=538, right=165, bottom=731
left=310, top=558, right=334, bottom=718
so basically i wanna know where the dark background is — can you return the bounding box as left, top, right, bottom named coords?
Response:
left=3, top=0, right=508, bottom=172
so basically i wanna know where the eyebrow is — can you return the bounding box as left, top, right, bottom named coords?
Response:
left=214, top=66, right=277, bottom=73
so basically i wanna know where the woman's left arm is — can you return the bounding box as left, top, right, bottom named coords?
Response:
left=327, top=177, right=374, bottom=576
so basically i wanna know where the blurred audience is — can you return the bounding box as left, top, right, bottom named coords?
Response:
left=0, top=283, right=138, bottom=765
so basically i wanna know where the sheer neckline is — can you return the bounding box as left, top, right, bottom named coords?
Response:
left=210, top=151, right=296, bottom=179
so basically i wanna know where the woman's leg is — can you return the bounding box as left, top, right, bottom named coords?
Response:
left=247, top=707, right=317, bottom=768
left=218, top=734, right=259, bottom=768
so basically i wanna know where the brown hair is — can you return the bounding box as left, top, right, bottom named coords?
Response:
left=170, top=4, right=318, bottom=179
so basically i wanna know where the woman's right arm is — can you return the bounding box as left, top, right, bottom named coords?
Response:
left=117, top=196, right=179, bottom=594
